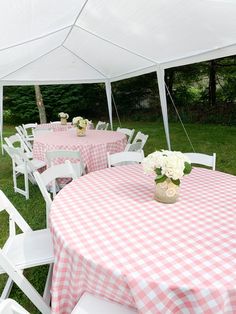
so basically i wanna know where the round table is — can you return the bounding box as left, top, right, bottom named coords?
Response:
left=50, top=165, right=236, bottom=314
left=35, top=122, right=94, bottom=132
left=32, top=129, right=127, bottom=172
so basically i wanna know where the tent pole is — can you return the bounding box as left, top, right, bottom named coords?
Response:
left=0, top=85, right=3, bottom=155
left=156, top=67, right=171, bottom=150
left=105, top=81, right=113, bottom=130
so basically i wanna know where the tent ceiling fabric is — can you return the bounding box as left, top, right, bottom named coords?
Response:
left=0, top=0, right=236, bottom=85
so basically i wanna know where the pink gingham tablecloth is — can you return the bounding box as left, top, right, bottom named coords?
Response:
left=33, top=130, right=126, bottom=172
left=36, top=123, right=94, bottom=132
left=36, top=123, right=74, bottom=132
left=50, top=165, right=236, bottom=314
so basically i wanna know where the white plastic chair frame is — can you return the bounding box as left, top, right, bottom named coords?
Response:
left=107, top=151, right=145, bottom=168
left=130, top=131, right=149, bottom=150
left=3, top=145, right=45, bottom=200
left=22, top=123, right=37, bottom=141
left=0, top=298, right=30, bottom=314
left=4, top=134, right=32, bottom=159
left=33, top=128, right=53, bottom=137
left=116, top=127, right=135, bottom=144
left=0, top=190, right=53, bottom=314
left=15, top=126, right=33, bottom=152
left=72, top=293, right=137, bottom=314
left=96, top=121, right=109, bottom=130
left=46, top=150, right=85, bottom=176
left=184, top=153, right=216, bottom=170
left=33, top=160, right=78, bottom=225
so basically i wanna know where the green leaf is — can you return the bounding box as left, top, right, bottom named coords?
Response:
left=155, top=168, right=162, bottom=176
left=171, top=178, right=180, bottom=186
left=184, top=162, right=192, bottom=175
left=155, top=175, right=167, bottom=184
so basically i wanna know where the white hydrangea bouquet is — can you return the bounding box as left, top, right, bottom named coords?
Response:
left=72, top=116, right=90, bottom=136
left=58, top=112, right=69, bottom=125
left=58, top=112, right=69, bottom=119
left=142, top=150, right=192, bottom=203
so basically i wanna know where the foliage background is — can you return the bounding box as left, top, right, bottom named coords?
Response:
left=3, top=56, right=236, bottom=125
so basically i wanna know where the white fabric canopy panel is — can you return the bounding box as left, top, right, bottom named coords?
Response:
left=0, top=0, right=235, bottom=84
left=0, top=0, right=236, bottom=152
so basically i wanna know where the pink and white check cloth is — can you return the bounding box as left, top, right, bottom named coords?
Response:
left=36, top=123, right=74, bottom=132
left=50, top=165, right=236, bottom=314
left=33, top=130, right=126, bottom=172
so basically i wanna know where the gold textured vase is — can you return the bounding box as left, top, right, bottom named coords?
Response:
left=60, top=118, right=67, bottom=125
left=77, top=127, right=86, bottom=137
left=154, top=178, right=179, bottom=204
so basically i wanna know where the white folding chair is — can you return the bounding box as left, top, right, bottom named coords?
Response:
left=33, top=160, right=79, bottom=225
left=46, top=150, right=85, bottom=176
left=22, top=123, right=37, bottom=142
left=4, top=134, right=32, bottom=159
left=107, top=151, right=144, bottom=168
left=126, top=131, right=149, bottom=151
left=96, top=121, right=109, bottom=130
left=0, top=298, right=29, bottom=313
left=72, top=293, right=137, bottom=314
left=184, top=153, right=216, bottom=170
left=0, top=190, right=54, bottom=314
left=33, top=128, right=53, bottom=137
left=116, top=127, right=135, bottom=144
left=3, top=145, right=46, bottom=200
left=15, top=126, right=33, bottom=151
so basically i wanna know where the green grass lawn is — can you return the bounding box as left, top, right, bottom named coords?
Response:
left=0, top=121, right=235, bottom=313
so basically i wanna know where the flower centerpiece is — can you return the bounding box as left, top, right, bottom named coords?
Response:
left=72, top=116, right=90, bottom=136
left=142, top=150, right=192, bottom=203
left=58, top=112, right=69, bottom=125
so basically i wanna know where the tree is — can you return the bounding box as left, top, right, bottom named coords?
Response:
left=34, top=85, right=46, bottom=123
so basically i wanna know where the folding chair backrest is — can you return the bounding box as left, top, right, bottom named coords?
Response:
left=107, top=151, right=145, bottom=168
left=116, top=128, right=135, bottom=144
left=33, top=160, right=77, bottom=209
left=5, top=134, right=31, bottom=156
left=46, top=150, right=85, bottom=176
left=132, top=131, right=149, bottom=149
left=0, top=190, right=32, bottom=235
left=96, top=121, right=107, bottom=130
left=15, top=126, right=33, bottom=151
left=124, top=142, right=143, bottom=152
left=184, top=153, right=216, bottom=170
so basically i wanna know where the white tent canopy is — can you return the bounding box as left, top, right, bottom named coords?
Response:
left=1, top=0, right=236, bottom=149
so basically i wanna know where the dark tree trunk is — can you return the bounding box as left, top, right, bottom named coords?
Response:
left=209, top=60, right=216, bottom=107
left=34, top=85, right=47, bottom=123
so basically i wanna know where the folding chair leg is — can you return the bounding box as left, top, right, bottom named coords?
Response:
left=43, top=264, right=53, bottom=305
left=1, top=277, right=13, bottom=299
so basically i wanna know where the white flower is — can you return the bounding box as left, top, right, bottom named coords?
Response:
left=72, top=116, right=89, bottom=129
left=58, top=112, right=69, bottom=119
left=142, top=150, right=192, bottom=184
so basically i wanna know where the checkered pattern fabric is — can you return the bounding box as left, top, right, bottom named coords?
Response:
left=36, top=123, right=94, bottom=132
left=50, top=165, right=236, bottom=314
left=33, top=130, right=126, bottom=172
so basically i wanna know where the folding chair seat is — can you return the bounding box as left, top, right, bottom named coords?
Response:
left=116, top=127, right=135, bottom=144
left=72, top=293, right=137, bottom=314
left=0, top=190, right=54, bottom=314
left=107, top=151, right=144, bottom=167
left=184, top=153, right=216, bottom=170
left=0, top=298, right=29, bottom=313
